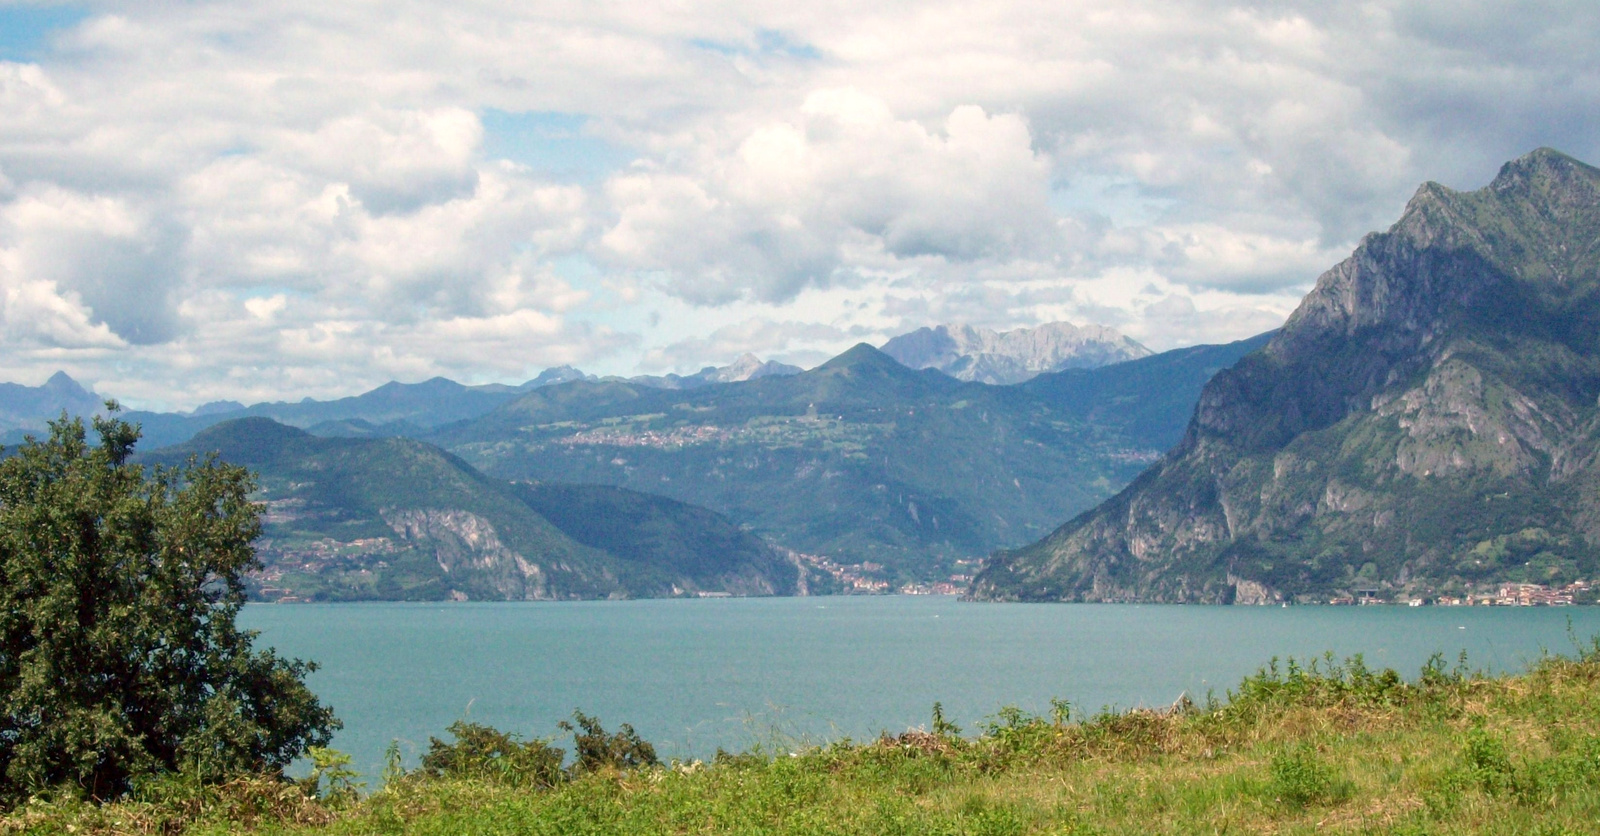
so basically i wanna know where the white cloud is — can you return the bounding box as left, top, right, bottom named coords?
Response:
left=0, top=185, right=176, bottom=346
left=0, top=1, right=1595, bottom=405
left=600, top=89, right=1055, bottom=304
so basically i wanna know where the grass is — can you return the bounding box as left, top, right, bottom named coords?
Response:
left=10, top=646, right=1600, bottom=835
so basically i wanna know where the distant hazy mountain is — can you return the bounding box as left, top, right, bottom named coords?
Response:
left=0, top=371, right=105, bottom=434
left=975, top=148, right=1600, bottom=604
left=624, top=353, right=803, bottom=389
left=122, top=368, right=607, bottom=448
left=521, top=365, right=596, bottom=389
left=881, top=322, right=1152, bottom=385
left=142, top=418, right=800, bottom=601
left=103, top=359, right=800, bottom=449
left=191, top=400, right=246, bottom=416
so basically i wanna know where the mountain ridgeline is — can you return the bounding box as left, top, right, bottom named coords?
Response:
left=101, top=355, right=798, bottom=449
left=12, top=326, right=1272, bottom=595
left=974, top=148, right=1600, bottom=604
left=431, top=336, right=1267, bottom=581
left=141, top=418, right=800, bottom=601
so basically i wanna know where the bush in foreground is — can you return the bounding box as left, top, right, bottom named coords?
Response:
left=0, top=413, right=338, bottom=805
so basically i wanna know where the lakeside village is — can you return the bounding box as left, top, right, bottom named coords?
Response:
left=1332, top=580, right=1598, bottom=607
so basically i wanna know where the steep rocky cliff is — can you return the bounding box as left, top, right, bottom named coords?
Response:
left=974, top=149, right=1600, bottom=603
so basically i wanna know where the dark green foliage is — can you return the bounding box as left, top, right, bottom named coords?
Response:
left=419, top=722, right=565, bottom=788
left=559, top=711, right=659, bottom=774
left=0, top=413, right=337, bottom=804
left=930, top=702, right=961, bottom=738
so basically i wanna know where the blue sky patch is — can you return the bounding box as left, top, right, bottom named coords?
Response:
left=1051, top=175, right=1177, bottom=228
left=481, top=109, right=631, bottom=183
left=691, top=28, right=821, bottom=61
left=0, top=4, right=89, bottom=62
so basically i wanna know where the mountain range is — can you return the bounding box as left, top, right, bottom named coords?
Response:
left=0, top=320, right=1146, bottom=446
left=4, top=353, right=805, bottom=449
left=881, top=322, right=1152, bottom=385
left=974, top=148, right=1600, bottom=604
left=426, top=336, right=1267, bottom=582
left=6, top=332, right=1270, bottom=593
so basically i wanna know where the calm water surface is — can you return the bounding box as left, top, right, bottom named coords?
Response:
left=239, top=597, right=1600, bottom=777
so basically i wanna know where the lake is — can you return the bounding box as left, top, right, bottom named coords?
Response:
left=240, top=596, right=1600, bottom=779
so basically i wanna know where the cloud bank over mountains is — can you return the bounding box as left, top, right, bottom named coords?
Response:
left=0, top=1, right=1595, bottom=408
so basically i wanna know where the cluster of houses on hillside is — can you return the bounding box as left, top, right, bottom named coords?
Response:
left=792, top=551, right=891, bottom=593
left=1433, top=580, right=1592, bottom=607
left=1329, top=580, right=1593, bottom=607
left=555, top=423, right=735, bottom=450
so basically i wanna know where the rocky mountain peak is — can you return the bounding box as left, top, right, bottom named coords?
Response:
left=881, top=321, right=1151, bottom=385
left=974, top=148, right=1600, bottom=605
left=1490, top=147, right=1600, bottom=201
left=42, top=371, right=89, bottom=395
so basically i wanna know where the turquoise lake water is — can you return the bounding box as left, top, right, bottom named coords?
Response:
left=239, top=597, right=1600, bottom=779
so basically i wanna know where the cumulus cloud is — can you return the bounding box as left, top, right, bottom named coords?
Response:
left=600, top=89, right=1055, bottom=304
left=0, top=185, right=177, bottom=346
left=0, top=1, right=1595, bottom=405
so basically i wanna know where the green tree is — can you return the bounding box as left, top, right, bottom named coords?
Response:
left=0, top=411, right=338, bottom=804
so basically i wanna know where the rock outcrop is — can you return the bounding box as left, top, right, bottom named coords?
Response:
left=882, top=322, right=1151, bottom=385
left=974, top=149, right=1600, bottom=603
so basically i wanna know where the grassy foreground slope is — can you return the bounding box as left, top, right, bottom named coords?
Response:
left=18, top=645, right=1600, bottom=835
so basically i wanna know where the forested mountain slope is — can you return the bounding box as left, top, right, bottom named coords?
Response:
left=144, top=418, right=799, bottom=601
left=431, top=338, right=1267, bottom=582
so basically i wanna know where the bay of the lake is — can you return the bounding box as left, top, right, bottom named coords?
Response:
left=240, top=596, right=1600, bottom=779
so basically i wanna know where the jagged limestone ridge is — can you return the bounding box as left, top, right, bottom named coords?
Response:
left=973, top=148, right=1600, bottom=603
left=882, top=321, right=1152, bottom=384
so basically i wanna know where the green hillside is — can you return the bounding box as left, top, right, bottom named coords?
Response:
left=976, top=149, right=1600, bottom=604
left=430, top=339, right=1267, bottom=584
left=144, top=418, right=799, bottom=601
left=512, top=482, right=801, bottom=596
left=434, top=347, right=1117, bottom=581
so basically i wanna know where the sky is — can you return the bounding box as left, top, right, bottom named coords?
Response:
left=0, top=1, right=1597, bottom=409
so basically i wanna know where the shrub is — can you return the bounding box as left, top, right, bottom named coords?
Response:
left=0, top=413, right=337, bottom=804
left=1267, top=744, right=1350, bottom=808
left=419, top=721, right=565, bottom=788
left=1460, top=727, right=1515, bottom=796
left=301, top=747, right=363, bottom=804
left=559, top=711, right=659, bottom=774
